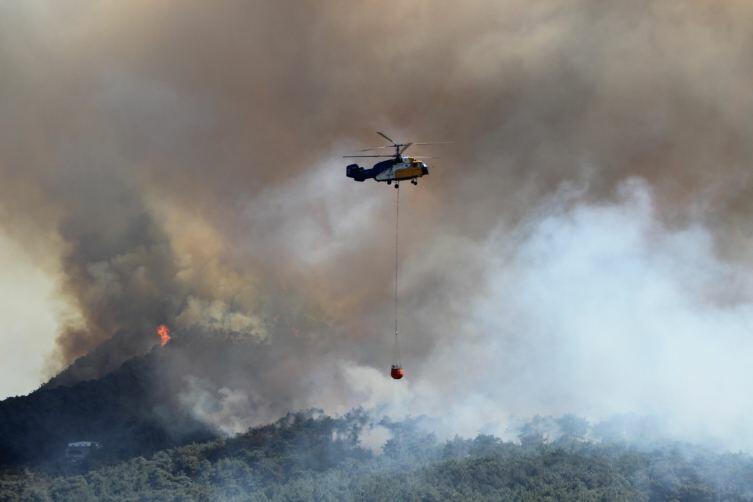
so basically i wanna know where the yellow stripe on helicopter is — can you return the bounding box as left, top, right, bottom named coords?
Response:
left=393, top=167, right=425, bottom=180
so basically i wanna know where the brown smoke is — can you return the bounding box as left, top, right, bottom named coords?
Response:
left=2, top=0, right=753, bottom=420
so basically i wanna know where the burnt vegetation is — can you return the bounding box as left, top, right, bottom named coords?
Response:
left=1, top=411, right=752, bottom=501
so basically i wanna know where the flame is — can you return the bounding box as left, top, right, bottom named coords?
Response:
left=156, top=324, right=171, bottom=346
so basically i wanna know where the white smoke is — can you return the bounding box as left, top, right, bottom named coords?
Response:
left=178, top=376, right=258, bottom=436
left=289, top=178, right=753, bottom=450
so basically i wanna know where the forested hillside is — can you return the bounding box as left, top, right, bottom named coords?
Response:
left=1, top=411, right=751, bottom=501
left=0, top=346, right=214, bottom=466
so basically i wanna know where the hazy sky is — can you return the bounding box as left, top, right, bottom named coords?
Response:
left=0, top=231, right=59, bottom=397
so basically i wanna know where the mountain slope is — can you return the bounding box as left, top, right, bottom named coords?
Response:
left=0, top=343, right=214, bottom=466
left=43, top=329, right=157, bottom=390
left=0, top=325, right=325, bottom=468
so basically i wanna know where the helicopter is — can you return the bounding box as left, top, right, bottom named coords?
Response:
left=344, top=132, right=449, bottom=381
left=344, top=132, right=445, bottom=187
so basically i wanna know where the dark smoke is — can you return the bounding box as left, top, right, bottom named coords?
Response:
left=2, top=0, right=753, bottom=447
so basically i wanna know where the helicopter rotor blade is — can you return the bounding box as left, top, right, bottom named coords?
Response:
left=343, top=155, right=395, bottom=158
left=377, top=131, right=396, bottom=144
left=359, top=146, right=392, bottom=151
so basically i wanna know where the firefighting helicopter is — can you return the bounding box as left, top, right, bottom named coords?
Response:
left=344, top=131, right=445, bottom=187
left=344, top=132, right=450, bottom=381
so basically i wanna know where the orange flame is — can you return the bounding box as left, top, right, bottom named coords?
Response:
left=156, top=324, right=171, bottom=346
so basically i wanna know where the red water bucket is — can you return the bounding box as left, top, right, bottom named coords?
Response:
left=390, top=365, right=404, bottom=380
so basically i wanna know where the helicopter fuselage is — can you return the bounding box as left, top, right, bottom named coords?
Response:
left=346, top=157, right=429, bottom=184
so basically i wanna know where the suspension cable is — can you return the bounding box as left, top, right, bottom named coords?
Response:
left=394, top=184, right=400, bottom=365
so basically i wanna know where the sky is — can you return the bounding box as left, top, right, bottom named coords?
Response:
left=3, top=0, right=753, bottom=450
left=0, top=231, right=59, bottom=397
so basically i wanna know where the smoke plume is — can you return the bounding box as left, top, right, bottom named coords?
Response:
left=3, top=0, right=753, bottom=448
